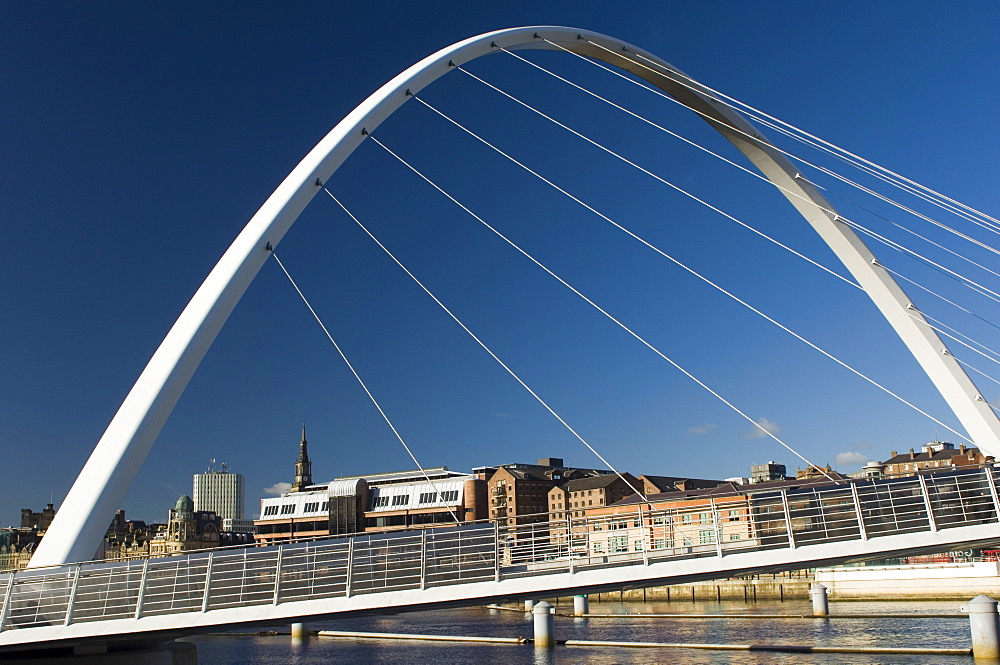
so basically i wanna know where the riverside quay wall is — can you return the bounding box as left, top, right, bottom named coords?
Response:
left=589, top=573, right=814, bottom=602
left=816, top=561, right=1000, bottom=599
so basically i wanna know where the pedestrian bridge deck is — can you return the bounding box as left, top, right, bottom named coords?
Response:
left=3, top=466, right=1000, bottom=652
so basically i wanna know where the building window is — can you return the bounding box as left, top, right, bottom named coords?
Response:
left=652, top=538, right=667, bottom=550
left=730, top=533, right=741, bottom=541
left=392, top=495, right=409, bottom=506
left=682, top=514, right=692, bottom=523
left=609, top=535, right=628, bottom=553
left=263, top=505, right=279, bottom=516
left=280, top=504, right=296, bottom=515
left=699, top=529, right=716, bottom=545
left=441, top=490, right=459, bottom=502
left=419, top=492, right=438, bottom=504
left=373, top=496, right=390, bottom=508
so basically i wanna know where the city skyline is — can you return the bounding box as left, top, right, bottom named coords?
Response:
left=3, top=2, right=999, bottom=528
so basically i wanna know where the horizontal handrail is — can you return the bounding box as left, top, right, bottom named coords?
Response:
left=2, top=465, right=998, bottom=633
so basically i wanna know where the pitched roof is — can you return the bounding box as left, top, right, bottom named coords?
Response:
left=640, top=475, right=726, bottom=492
left=883, top=447, right=987, bottom=465
left=561, top=473, right=637, bottom=492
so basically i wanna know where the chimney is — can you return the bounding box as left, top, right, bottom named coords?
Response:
left=890, top=450, right=897, bottom=458
left=909, top=448, right=916, bottom=459
left=959, top=443, right=967, bottom=454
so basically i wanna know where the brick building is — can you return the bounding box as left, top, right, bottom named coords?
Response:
left=883, top=442, right=993, bottom=476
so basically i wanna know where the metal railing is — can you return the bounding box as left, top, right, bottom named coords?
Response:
left=2, top=466, right=998, bottom=632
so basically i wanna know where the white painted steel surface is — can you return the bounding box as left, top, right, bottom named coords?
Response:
left=5, top=467, right=1000, bottom=651
left=34, top=26, right=1000, bottom=569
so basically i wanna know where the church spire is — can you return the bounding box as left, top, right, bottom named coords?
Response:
left=291, top=424, right=313, bottom=492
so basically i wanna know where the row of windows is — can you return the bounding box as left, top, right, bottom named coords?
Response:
left=261, top=501, right=330, bottom=517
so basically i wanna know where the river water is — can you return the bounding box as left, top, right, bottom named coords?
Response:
left=183, top=599, right=973, bottom=664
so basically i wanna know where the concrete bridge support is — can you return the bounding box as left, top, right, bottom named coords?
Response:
left=533, top=601, right=555, bottom=648
left=810, top=583, right=829, bottom=617
left=965, top=595, right=1000, bottom=660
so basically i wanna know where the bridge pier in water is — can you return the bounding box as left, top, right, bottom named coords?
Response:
left=810, top=583, right=829, bottom=617
left=532, top=601, right=555, bottom=648
left=965, top=595, right=1000, bottom=661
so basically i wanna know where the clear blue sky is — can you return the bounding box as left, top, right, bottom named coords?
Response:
left=3, top=2, right=999, bottom=527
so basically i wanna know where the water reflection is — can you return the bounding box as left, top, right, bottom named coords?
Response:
left=184, top=598, right=972, bottom=664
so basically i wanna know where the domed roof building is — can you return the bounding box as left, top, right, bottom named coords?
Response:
left=149, top=495, right=221, bottom=556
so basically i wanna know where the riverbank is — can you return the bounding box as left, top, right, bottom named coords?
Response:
left=587, top=572, right=813, bottom=602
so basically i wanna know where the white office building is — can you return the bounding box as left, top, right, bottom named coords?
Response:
left=193, top=463, right=254, bottom=533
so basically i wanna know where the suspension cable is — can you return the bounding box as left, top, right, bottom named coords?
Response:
left=581, top=38, right=1000, bottom=234
left=368, top=134, right=874, bottom=479
left=269, top=250, right=462, bottom=524
left=503, top=46, right=1000, bottom=297
left=320, top=187, right=653, bottom=503
left=539, top=38, right=1000, bottom=250
left=400, top=99, right=978, bottom=444
left=446, top=67, right=1000, bottom=387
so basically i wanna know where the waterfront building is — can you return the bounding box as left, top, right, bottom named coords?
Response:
left=882, top=442, right=993, bottom=476
left=193, top=462, right=254, bottom=533
left=254, top=467, right=487, bottom=545
left=582, top=483, right=752, bottom=556
left=477, top=457, right=613, bottom=526
left=639, top=474, right=727, bottom=494
left=253, top=431, right=488, bottom=544
left=548, top=473, right=640, bottom=552
left=148, top=496, right=221, bottom=556
left=549, top=473, right=640, bottom=519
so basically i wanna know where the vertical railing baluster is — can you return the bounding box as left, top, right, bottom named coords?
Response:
left=0, top=570, right=16, bottom=631
left=639, top=505, right=649, bottom=565
left=780, top=490, right=796, bottom=549
left=345, top=538, right=354, bottom=598
left=918, top=474, right=938, bottom=532
left=493, top=522, right=501, bottom=582
left=710, top=499, right=723, bottom=557
left=850, top=482, right=868, bottom=540
left=984, top=466, right=1000, bottom=520
left=201, top=551, right=214, bottom=612
left=272, top=545, right=284, bottom=605
left=419, top=530, right=427, bottom=590
left=565, top=514, right=574, bottom=574
left=63, top=565, right=82, bottom=626
left=134, top=559, right=149, bottom=620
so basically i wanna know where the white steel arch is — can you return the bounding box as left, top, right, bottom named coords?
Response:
left=31, top=26, right=1000, bottom=568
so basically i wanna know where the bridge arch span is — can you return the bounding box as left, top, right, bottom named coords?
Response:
left=31, top=26, right=1000, bottom=568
